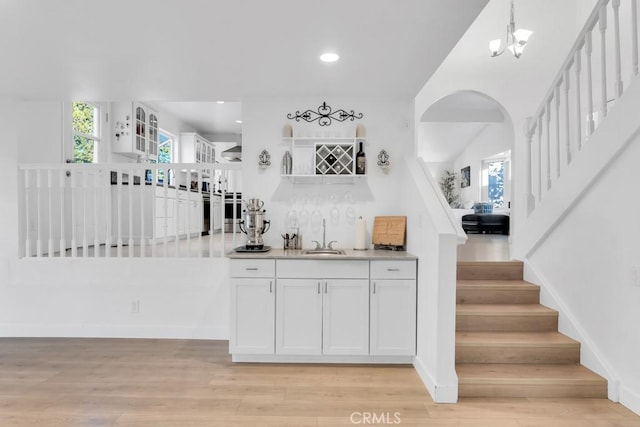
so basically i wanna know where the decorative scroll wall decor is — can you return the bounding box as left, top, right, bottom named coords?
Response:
left=287, top=102, right=363, bottom=126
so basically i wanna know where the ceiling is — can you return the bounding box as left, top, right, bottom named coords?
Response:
left=0, top=0, right=487, bottom=102
left=148, top=101, right=242, bottom=135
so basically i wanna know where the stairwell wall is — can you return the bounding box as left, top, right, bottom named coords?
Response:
left=526, top=118, right=640, bottom=413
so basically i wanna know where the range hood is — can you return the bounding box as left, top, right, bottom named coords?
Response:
left=221, top=145, right=242, bottom=162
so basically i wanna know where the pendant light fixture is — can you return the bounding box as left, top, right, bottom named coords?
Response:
left=489, top=0, right=532, bottom=59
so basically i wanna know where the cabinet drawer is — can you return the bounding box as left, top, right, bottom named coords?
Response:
left=277, top=260, right=368, bottom=279
left=230, top=259, right=275, bottom=278
left=370, top=260, right=416, bottom=279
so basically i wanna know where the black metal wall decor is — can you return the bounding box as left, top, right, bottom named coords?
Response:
left=287, top=102, right=363, bottom=126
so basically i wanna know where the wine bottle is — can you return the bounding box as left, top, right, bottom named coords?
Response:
left=356, top=142, right=366, bottom=175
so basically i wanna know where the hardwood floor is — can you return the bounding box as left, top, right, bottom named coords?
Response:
left=458, top=234, right=511, bottom=262
left=0, top=338, right=637, bottom=426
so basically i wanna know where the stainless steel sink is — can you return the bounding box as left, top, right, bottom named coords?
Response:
left=301, top=248, right=346, bottom=255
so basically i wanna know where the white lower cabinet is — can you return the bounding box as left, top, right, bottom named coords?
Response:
left=275, top=278, right=369, bottom=356
left=370, top=260, right=417, bottom=356
left=229, top=260, right=276, bottom=355
left=323, top=279, right=370, bottom=355
left=229, top=257, right=416, bottom=363
left=275, top=279, right=322, bottom=355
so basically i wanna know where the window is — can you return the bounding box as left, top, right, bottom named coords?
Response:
left=482, top=160, right=505, bottom=208
left=147, top=131, right=174, bottom=185
left=158, top=132, right=172, bottom=163
left=72, top=102, right=100, bottom=163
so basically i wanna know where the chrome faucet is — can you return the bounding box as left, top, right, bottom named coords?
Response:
left=312, top=219, right=336, bottom=250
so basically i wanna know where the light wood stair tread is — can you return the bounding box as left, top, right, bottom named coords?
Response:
left=457, top=280, right=538, bottom=289
left=456, top=331, right=578, bottom=346
left=457, top=363, right=606, bottom=385
left=457, top=304, right=558, bottom=315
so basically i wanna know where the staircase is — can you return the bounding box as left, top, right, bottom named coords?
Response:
left=456, top=261, right=607, bottom=398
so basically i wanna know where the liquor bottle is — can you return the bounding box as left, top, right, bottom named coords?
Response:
left=356, top=142, right=366, bottom=175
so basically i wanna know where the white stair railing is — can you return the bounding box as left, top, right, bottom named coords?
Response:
left=18, top=162, right=242, bottom=258
left=526, top=0, right=639, bottom=215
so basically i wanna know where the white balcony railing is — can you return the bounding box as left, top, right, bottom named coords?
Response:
left=525, top=0, right=639, bottom=215
left=18, top=162, right=242, bottom=258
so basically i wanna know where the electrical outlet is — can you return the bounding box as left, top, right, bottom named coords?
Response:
left=131, top=300, right=140, bottom=314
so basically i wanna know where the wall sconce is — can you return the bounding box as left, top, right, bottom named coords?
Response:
left=377, top=149, right=390, bottom=170
left=258, top=149, right=271, bottom=169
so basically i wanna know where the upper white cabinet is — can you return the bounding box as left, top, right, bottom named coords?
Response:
left=180, top=132, right=215, bottom=164
left=112, top=102, right=158, bottom=161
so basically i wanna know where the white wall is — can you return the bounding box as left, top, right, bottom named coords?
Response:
left=527, top=132, right=640, bottom=412
left=426, top=162, right=454, bottom=181
left=402, top=158, right=460, bottom=403
left=2, top=100, right=230, bottom=339
left=18, top=102, right=64, bottom=163
left=452, top=123, right=512, bottom=205
left=2, top=96, right=416, bottom=340
left=242, top=97, right=413, bottom=250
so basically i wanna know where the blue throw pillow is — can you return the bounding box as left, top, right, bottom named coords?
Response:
left=473, top=202, right=493, bottom=214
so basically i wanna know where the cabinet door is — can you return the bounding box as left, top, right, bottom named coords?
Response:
left=212, top=200, right=222, bottom=231
left=323, top=279, right=369, bottom=355
left=176, top=198, right=188, bottom=234
left=370, top=279, right=416, bottom=356
left=134, top=105, right=147, bottom=155
left=148, top=112, right=159, bottom=160
left=195, top=138, right=202, bottom=163
left=190, top=200, right=202, bottom=234
left=230, top=278, right=275, bottom=354
left=276, top=279, right=322, bottom=355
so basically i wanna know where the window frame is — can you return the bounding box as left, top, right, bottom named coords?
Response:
left=70, top=101, right=103, bottom=163
left=481, top=156, right=509, bottom=209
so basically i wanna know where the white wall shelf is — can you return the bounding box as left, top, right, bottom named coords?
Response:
left=282, top=134, right=367, bottom=183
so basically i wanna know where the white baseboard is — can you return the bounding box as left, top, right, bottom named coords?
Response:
left=0, top=324, right=228, bottom=340
left=232, top=354, right=414, bottom=364
left=413, top=355, right=458, bottom=403
left=620, top=385, right=640, bottom=416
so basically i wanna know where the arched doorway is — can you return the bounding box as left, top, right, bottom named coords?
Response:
left=418, top=90, right=515, bottom=258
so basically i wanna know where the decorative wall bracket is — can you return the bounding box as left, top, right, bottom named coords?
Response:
left=287, top=101, right=364, bottom=126
left=377, top=149, right=390, bottom=170
left=258, top=149, right=271, bottom=169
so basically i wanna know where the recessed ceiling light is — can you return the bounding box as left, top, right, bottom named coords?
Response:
left=235, top=120, right=242, bottom=124
left=320, top=52, right=339, bottom=63
left=216, top=101, right=225, bottom=104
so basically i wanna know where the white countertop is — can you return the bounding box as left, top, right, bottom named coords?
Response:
left=227, top=248, right=417, bottom=260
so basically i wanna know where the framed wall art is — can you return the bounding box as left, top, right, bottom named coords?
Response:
left=461, top=166, right=471, bottom=188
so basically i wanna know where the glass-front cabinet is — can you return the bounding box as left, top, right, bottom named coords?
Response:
left=112, top=102, right=159, bottom=161
left=180, top=132, right=215, bottom=164
left=148, top=112, right=159, bottom=159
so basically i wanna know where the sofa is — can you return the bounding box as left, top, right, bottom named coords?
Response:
left=461, top=213, right=509, bottom=235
